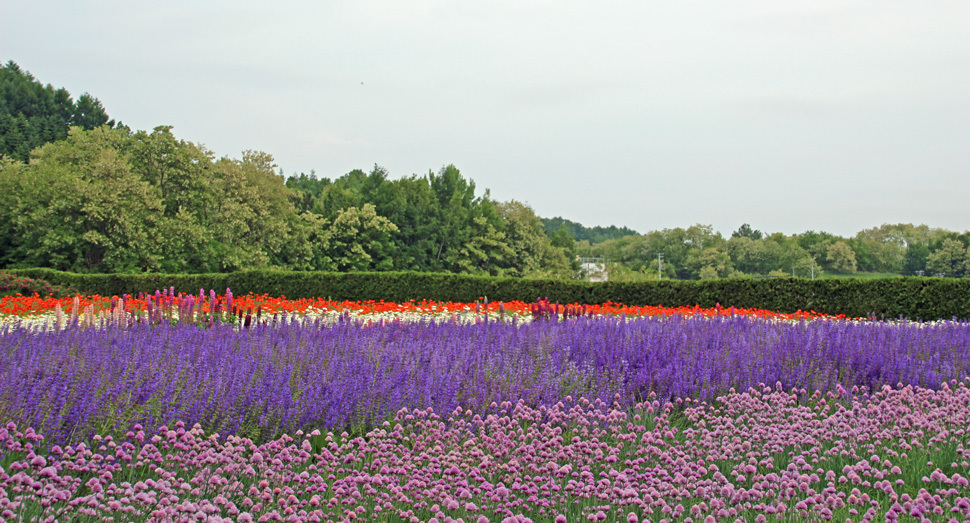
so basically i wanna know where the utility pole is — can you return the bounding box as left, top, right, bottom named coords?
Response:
left=811, top=261, right=815, bottom=281
left=658, top=253, right=664, bottom=281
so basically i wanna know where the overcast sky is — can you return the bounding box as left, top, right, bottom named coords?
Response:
left=3, top=1, right=968, bottom=237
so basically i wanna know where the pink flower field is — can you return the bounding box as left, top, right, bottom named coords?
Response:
left=1, top=382, right=969, bottom=522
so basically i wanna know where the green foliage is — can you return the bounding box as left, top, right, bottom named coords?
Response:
left=540, top=216, right=638, bottom=244
left=284, top=164, right=563, bottom=277
left=366, top=171, right=438, bottom=271
left=284, top=170, right=331, bottom=213
left=1, top=126, right=162, bottom=272
left=0, top=156, right=24, bottom=266
left=589, top=224, right=726, bottom=280
left=427, top=164, right=499, bottom=273
left=549, top=225, right=581, bottom=273
left=0, top=61, right=115, bottom=162
left=206, top=151, right=299, bottom=271
left=0, top=127, right=305, bottom=274
left=71, top=93, right=113, bottom=130
left=497, top=200, right=574, bottom=278
left=1, top=128, right=576, bottom=278
left=902, top=243, right=930, bottom=276
left=726, top=236, right=772, bottom=275
left=926, top=238, right=968, bottom=278
left=689, top=248, right=737, bottom=280
left=7, top=269, right=970, bottom=320
left=795, top=230, right=838, bottom=266
left=585, top=223, right=970, bottom=281
left=315, top=204, right=399, bottom=271
left=730, top=223, right=763, bottom=240
left=826, top=240, right=858, bottom=274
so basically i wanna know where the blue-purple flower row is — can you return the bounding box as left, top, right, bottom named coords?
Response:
left=2, top=315, right=969, bottom=446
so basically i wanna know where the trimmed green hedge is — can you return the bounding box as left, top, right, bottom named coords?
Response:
left=6, top=268, right=970, bottom=320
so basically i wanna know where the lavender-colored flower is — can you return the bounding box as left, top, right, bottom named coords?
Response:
left=1, top=315, right=969, bottom=449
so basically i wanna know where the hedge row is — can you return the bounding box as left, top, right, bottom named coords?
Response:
left=6, top=268, right=970, bottom=320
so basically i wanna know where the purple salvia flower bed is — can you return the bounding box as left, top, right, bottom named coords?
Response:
left=1, top=316, right=969, bottom=447
left=0, top=383, right=968, bottom=522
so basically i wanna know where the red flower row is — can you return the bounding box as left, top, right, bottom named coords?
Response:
left=0, top=292, right=844, bottom=320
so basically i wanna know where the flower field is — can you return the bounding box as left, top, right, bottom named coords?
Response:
left=1, top=291, right=969, bottom=522
left=0, top=291, right=839, bottom=328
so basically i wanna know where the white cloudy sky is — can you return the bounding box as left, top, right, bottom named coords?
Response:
left=3, top=0, right=968, bottom=237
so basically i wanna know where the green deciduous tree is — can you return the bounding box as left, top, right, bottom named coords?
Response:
left=495, top=200, right=548, bottom=277
left=796, top=230, right=838, bottom=266
left=853, top=224, right=918, bottom=273
left=549, top=225, right=580, bottom=273
left=926, top=238, right=967, bottom=277
left=902, top=243, right=930, bottom=276
left=727, top=236, right=774, bottom=276
left=129, top=126, right=211, bottom=218
left=126, top=126, right=217, bottom=272
left=497, top=200, right=572, bottom=278
left=377, top=175, right=438, bottom=271
left=284, top=171, right=331, bottom=214
left=764, top=233, right=815, bottom=277
left=427, top=164, right=508, bottom=274
left=826, top=241, right=858, bottom=274
left=0, top=157, right=26, bottom=266
left=314, top=204, right=398, bottom=271
left=691, top=247, right=738, bottom=280
left=206, top=151, right=300, bottom=271
left=444, top=216, right=514, bottom=276
left=4, top=126, right=162, bottom=272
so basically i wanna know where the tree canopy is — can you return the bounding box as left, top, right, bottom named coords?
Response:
left=0, top=127, right=576, bottom=277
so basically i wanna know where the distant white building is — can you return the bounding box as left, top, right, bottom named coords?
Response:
left=578, top=257, right=609, bottom=282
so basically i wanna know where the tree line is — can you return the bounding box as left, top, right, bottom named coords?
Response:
left=1, top=60, right=968, bottom=279
left=4, top=121, right=966, bottom=279
left=0, top=125, right=576, bottom=276
left=578, top=223, right=970, bottom=281
left=539, top=217, right=638, bottom=244
left=0, top=62, right=576, bottom=276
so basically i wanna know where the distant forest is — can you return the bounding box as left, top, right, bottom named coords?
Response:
left=2, top=60, right=970, bottom=280
left=539, top=217, right=638, bottom=244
